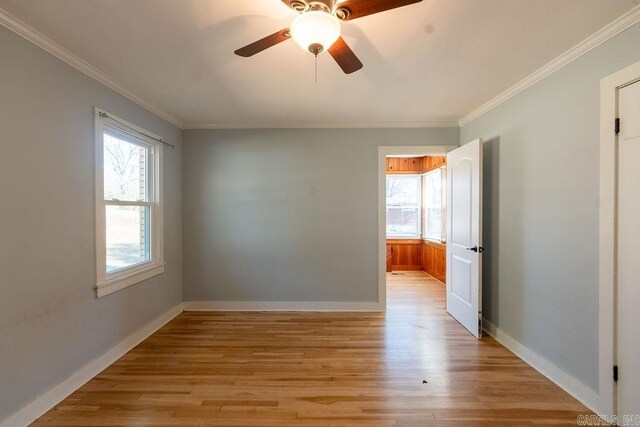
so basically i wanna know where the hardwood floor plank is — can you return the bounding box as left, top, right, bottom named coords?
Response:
left=30, top=272, right=594, bottom=426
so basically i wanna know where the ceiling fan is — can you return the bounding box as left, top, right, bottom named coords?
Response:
left=234, top=0, right=423, bottom=74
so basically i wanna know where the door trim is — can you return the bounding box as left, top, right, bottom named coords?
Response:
left=378, top=146, right=458, bottom=310
left=599, top=60, right=640, bottom=418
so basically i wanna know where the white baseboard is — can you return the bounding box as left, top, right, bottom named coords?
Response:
left=0, top=303, right=184, bottom=427
left=183, top=300, right=383, bottom=312
left=483, top=320, right=609, bottom=419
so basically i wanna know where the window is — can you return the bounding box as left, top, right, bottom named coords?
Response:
left=95, top=109, right=164, bottom=297
left=386, top=175, right=421, bottom=237
left=423, top=167, right=446, bottom=242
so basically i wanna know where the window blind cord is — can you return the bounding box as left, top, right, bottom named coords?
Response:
left=98, top=111, right=175, bottom=149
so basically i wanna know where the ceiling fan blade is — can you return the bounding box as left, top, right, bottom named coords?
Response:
left=235, top=29, right=290, bottom=57
left=336, top=0, right=423, bottom=21
left=328, top=37, right=363, bottom=74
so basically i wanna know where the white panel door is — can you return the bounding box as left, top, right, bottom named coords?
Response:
left=446, top=139, right=483, bottom=338
left=617, top=80, right=640, bottom=419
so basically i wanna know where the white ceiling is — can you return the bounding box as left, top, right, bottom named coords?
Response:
left=0, top=0, right=637, bottom=127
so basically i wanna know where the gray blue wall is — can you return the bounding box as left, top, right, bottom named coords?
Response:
left=0, top=26, right=182, bottom=420
left=182, top=128, right=458, bottom=303
left=460, top=22, right=640, bottom=392
left=4, top=6, right=639, bottom=420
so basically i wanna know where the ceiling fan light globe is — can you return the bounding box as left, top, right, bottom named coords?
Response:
left=290, top=11, right=341, bottom=54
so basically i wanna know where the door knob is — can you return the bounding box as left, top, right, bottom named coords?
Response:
left=466, top=246, right=484, bottom=253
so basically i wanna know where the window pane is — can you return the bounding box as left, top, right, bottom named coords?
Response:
left=424, top=169, right=443, bottom=241
left=386, top=175, right=421, bottom=236
left=387, top=207, right=420, bottom=236
left=106, top=205, right=150, bottom=273
left=104, top=133, right=148, bottom=201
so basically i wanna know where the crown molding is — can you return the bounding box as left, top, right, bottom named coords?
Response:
left=458, top=4, right=640, bottom=127
left=0, top=8, right=184, bottom=129
left=183, top=122, right=460, bottom=130
left=0, top=5, right=455, bottom=132
left=6, top=3, right=639, bottom=132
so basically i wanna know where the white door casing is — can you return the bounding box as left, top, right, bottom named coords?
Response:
left=616, top=80, right=640, bottom=419
left=599, top=60, right=640, bottom=418
left=446, top=139, right=483, bottom=338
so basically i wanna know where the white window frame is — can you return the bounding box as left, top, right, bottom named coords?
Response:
left=385, top=174, right=422, bottom=239
left=94, top=108, right=164, bottom=298
left=422, top=167, right=447, bottom=243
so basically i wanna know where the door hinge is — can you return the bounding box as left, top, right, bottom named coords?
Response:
left=615, top=118, right=620, bottom=135
left=613, top=365, right=618, bottom=382
left=478, top=317, right=482, bottom=335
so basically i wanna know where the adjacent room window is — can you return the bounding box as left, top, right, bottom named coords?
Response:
left=95, top=109, right=164, bottom=298
left=386, top=175, right=422, bottom=238
left=423, top=167, right=446, bottom=242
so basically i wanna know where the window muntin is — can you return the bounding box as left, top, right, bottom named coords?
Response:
left=386, top=175, right=422, bottom=238
left=95, top=109, right=163, bottom=297
left=423, top=167, right=446, bottom=242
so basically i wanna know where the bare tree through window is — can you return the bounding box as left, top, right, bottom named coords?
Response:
left=386, top=175, right=421, bottom=237
left=104, top=134, right=145, bottom=201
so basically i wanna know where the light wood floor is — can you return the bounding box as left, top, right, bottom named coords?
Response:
left=33, top=272, right=593, bottom=426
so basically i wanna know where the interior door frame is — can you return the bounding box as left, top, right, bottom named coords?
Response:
left=599, top=59, right=640, bottom=418
left=378, top=145, right=458, bottom=310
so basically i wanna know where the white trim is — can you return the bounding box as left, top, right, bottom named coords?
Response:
left=0, top=304, right=183, bottom=427
left=183, top=122, right=460, bottom=130
left=423, top=167, right=447, bottom=243
left=483, top=320, right=607, bottom=419
left=599, top=60, right=640, bottom=420
left=0, top=6, right=456, bottom=132
left=3, top=3, right=640, bottom=132
left=95, top=264, right=165, bottom=298
left=459, top=5, right=640, bottom=127
left=378, top=145, right=458, bottom=310
left=183, top=301, right=382, bottom=312
left=94, top=108, right=165, bottom=298
left=0, top=8, right=184, bottom=128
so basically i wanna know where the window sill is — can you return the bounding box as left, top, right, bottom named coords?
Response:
left=95, top=263, right=165, bottom=298
left=386, top=236, right=422, bottom=240
left=423, top=238, right=446, bottom=244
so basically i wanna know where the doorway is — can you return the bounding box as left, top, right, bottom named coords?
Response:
left=385, top=155, right=447, bottom=279
left=599, top=60, right=640, bottom=419
left=377, top=146, right=455, bottom=309
left=379, top=143, right=484, bottom=339
left=616, top=78, right=640, bottom=422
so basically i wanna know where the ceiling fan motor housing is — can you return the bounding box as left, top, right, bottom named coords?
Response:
left=288, top=1, right=307, bottom=12
left=288, top=0, right=350, bottom=19
left=293, top=1, right=329, bottom=10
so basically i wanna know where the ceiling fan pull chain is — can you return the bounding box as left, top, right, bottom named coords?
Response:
left=315, top=54, right=318, bottom=84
